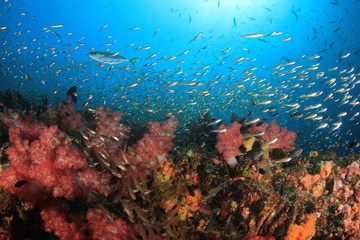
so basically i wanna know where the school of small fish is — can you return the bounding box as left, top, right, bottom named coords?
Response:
left=0, top=2, right=359, bottom=154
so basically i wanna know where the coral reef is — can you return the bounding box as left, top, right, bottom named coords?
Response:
left=0, top=92, right=359, bottom=240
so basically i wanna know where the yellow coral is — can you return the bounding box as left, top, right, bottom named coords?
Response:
left=197, top=219, right=208, bottom=232
left=156, top=159, right=175, bottom=182
left=179, top=206, right=190, bottom=221
left=243, top=135, right=256, bottom=152
left=179, top=189, right=202, bottom=221
left=309, top=151, right=319, bottom=158
left=259, top=143, right=270, bottom=161
left=284, top=213, right=317, bottom=240
left=186, top=149, right=194, bottom=157
left=162, top=187, right=203, bottom=221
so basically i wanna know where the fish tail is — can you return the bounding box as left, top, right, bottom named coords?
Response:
left=129, top=57, right=139, bottom=67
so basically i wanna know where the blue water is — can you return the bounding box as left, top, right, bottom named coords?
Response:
left=0, top=0, right=359, bottom=155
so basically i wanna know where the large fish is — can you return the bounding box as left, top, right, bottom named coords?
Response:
left=88, top=51, right=138, bottom=67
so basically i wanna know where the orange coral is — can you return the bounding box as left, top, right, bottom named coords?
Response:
left=163, top=199, right=178, bottom=213
left=179, top=189, right=202, bottom=221
left=156, top=158, right=175, bottom=182
left=319, top=161, right=333, bottom=179
left=299, top=173, right=325, bottom=198
left=299, top=161, right=333, bottom=198
left=300, top=174, right=320, bottom=190
left=197, top=219, right=208, bottom=232
left=284, top=213, right=317, bottom=240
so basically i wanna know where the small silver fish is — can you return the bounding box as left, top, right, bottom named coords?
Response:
left=340, top=52, right=350, bottom=58
left=128, top=26, right=141, bottom=30
left=163, top=82, right=178, bottom=88
left=288, top=148, right=303, bottom=158
left=246, top=149, right=264, bottom=159
left=153, top=27, right=160, bottom=36
left=207, top=119, right=222, bottom=126
left=267, top=138, right=278, bottom=145
left=279, top=37, right=292, bottom=41
left=99, top=24, right=109, bottom=31
left=316, top=123, right=328, bottom=129
left=253, top=131, right=265, bottom=137
left=337, top=112, right=347, bottom=117
left=241, top=33, right=264, bottom=38
left=189, top=32, right=203, bottom=42
left=305, top=113, right=317, bottom=120
left=244, top=118, right=260, bottom=125
left=264, top=31, right=283, bottom=37
left=290, top=112, right=303, bottom=118
left=257, top=100, right=272, bottom=105
left=49, top=24, right=65, bottom=28
left=275, top=157, right=292, bottom=164
left=211, top=128, right=227, bottom=133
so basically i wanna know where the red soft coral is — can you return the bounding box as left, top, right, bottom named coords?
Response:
left=0, top=106, right=46, bottom=139
left=45, top=99, right=85, bottom=132
left=86, top=208, right=137, bottom=240
left=40, top=204, right=85, bottom=240
left=133, top=116, right=178, bottom=165
left=117, top=117, right=178, bottom=198
left=54, top=145, right=87, bottom=170
left=215, top=122, right=244, bottom=167
left=77, top=168, right=112, bottom=199
left=252, top=120, right=296, bottom=152
left=85, top=106, right=132, bottom=157
left=93, top=106, right=130, bottom=143
left=0, top=124, right=112, bottom=207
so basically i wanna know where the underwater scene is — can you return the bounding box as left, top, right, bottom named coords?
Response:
left=0, top=0, right=360, bottom=239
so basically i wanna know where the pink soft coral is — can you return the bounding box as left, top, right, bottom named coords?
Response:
left=0, top=124, right=112, bottom=207
left=40, top=203, right=85, bottom=240
left=118, top=117, right=178, bottom=198
left=83, top=106, right=131, bottom=159
left=133, top=116, right=178, bottom=165
left=215, top=122, right=244, bottom=167
left=93, top=106, right=130, bottom=144
left=40, top=205, right=138, bottom=240
left=45, top=99, right=85, bottom=132
left=252, top=120, right=296, bottom=152
left=86, top=208, right=137, bottom=240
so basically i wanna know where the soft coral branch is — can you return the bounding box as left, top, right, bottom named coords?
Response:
left=215, top=122, right=244, bottom=167
left=252, top=120, right=296, bottom=152
left=0, top=123, right=112, bottom=207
